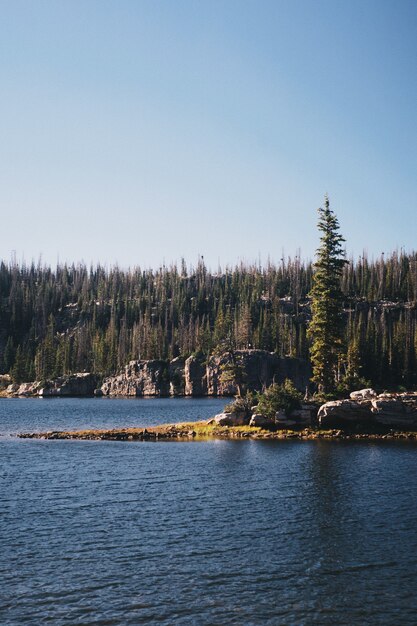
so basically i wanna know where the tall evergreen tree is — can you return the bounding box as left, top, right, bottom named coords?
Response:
left=308, top=196, right=348, bottom=393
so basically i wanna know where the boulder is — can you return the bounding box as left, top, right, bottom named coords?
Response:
left=6, top=383, right=19, bottom=395
left=350, top=388, right=377, bottom=401
left=371, top=394, right=417, bottom=427
left=14, top=382, right=42, bottom=396
left=213, top=412, right=249, bottom=426
left=249, top=414, right=274, bottom=428
left=318, top=399, right=374, bottom=427
left=318, top=392, right=417, bottom=429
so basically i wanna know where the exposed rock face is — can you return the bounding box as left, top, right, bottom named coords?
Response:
left=101, top=360, right=170, bottom=397
left=7, top=373, right=98, bottom=397
left=184, top=356, right=207, bottom=396
left=7, top=382, right=40, bottom=396
left=317, top=400, right=374, bottom=426
left=96, top=350, right=310, bottom=397
left=318, top=390, right=417, bottom=429
left=206, top=350, right=310, bottom=396
left=40, top=373, right=99, bottom=397
left=371, top=393, right=417, bottom=427
left=168, top=357, right=185, bottom=396
left=274, top=404, right=315, bottom=429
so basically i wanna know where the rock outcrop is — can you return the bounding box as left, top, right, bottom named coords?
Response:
left=211, top=412, right=250, bottom=426
left=168, top=357, right=185, bottom=396
left=349, top=388, right=377, bottom=401
left=318, top=390, right=417, bottom=429
left=7, top=373, right=98, bottom=397
left=184, top=356, right=207, bottom=396
left=206, top=350, right=310, bottom=396
left=249, top=414, right=274, bottom=428
left=4, top=352, right=310, bottom=399
left=101, top=360, right=170, bottom=397
left=99, top=350, right=310, bottom=397
left=275, top=405, right=316, bottom=428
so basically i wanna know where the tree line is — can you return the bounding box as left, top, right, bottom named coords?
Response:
left=1, top=247, right=417, bottom=389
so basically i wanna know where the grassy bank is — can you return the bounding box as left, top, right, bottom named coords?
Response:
left=17, top=421, right=417, bottom=441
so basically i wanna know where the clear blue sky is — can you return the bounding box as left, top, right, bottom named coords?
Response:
left=1, top=0, right=416, bottom=268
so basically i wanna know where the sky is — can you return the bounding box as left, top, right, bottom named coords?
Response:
left=1, top=0, right=416, bottom=269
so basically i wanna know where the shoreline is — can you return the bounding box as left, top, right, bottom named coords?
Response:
left=17, top=421, right=417, bottom=441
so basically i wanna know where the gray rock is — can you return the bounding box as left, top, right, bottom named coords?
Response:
left=274, top=410, right=298, bottom=428
left=275, top=418, right=297, bottom=428
left=206, top=350, right=310, bottom=396
left=39, top=373, right=98, bottom=397
left=184, top=356, right=207, bottom=396
left=289, top=406, right=314, bottom=425
left=350, top=388, right=377, bottom=401
left=169, top=357, right=185, bottom=396
left=7, top=374, right=97, bottom=397
left=371, top=394, right=417, bottom=427
left=101, top=360, right=170, bottom=396
left=249, top=414, right=274, bottom=428
left=97, top=350, right=310, bottom=398
left=319, top=392, right=417, bottom=429
left=318, top=399, right=374, bottom=427
left=213, top=412, right=249, bottom=426
left=6, top=383, right=20, bottom=394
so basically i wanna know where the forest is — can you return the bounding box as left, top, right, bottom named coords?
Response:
left=1, top=250, right=417, bottom=389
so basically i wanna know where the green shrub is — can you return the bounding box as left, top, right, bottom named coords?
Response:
left=256, top=379, right=302, bottom=418
left=224, top=392, right=257, bottom=417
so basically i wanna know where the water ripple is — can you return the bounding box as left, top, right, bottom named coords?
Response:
left=2, top=399, right=417, bottom=624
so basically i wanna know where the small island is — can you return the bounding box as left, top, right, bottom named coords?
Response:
left=18, top=386, right=417, bottom=442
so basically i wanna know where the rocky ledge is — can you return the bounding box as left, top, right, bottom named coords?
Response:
left=99, top=350, right=310, bottom=397
left=3, top=350, right=310, bottom=398
left=318, top=389, right=417, bottom=429
left=5, top=373, right=99, bottom=397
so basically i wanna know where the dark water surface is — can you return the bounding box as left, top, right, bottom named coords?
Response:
left=1, top=399, right=417, bottom=625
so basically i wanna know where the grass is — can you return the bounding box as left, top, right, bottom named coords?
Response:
left=17, top=419, right=417, bottom=441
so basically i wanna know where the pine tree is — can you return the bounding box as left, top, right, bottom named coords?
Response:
left=10, top=345, right=27, bottom=383
left=308, top=196, right=348, bottom=393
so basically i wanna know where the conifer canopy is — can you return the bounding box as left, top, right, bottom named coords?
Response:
left=308, top=196, right=348, bottom=393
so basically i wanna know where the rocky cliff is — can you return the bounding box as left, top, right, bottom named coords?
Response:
left=99, top=350, right=311, bottom=397
left=5, top=351, right=310, bottom=398
left=206, top=350, right=310, bottom=396
left=99, top=360, right=170, bottom=397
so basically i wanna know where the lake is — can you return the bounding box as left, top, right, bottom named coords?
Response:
left=1, top=398, right=417, bottom=625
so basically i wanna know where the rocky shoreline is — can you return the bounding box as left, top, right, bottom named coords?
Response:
left=3, top=350, right=310, bottom=398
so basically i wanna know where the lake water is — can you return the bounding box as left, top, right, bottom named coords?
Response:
left=1, top=398, right=417, bottom=625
